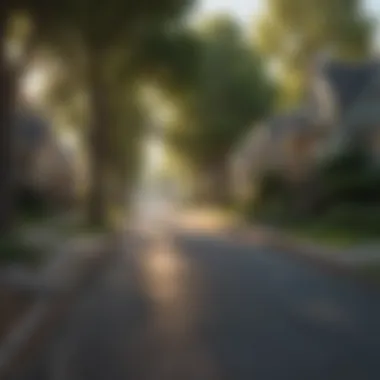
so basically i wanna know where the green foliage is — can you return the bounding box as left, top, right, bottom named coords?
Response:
left=136, top=27, right=202, bottom=94
left=16, top=187, right=53, bottom=221
left=239, top=170, right=290, bottom=223
left=257, top=171, right=289, bottom=203
left=0, top=0, right=196, bottom=236
left=256, top=0, right=374, bottom=107
left=168, top=16, right=276, bottom=181
left=244, top=146, right=380, bottom=240
left=24, top=0, right=194, bottom=50
left=0, top=235, right=41, bottom=265
left=321, top=203, right=380, bottom=233
left=358, top=264, right=380, bottom=285
left=104, top=83, right=147, bottom=211
left=22, top=0, right=195, bottom=224
left=257, top=0, right=373, bottom=60
left=317, top=147, right=380, bottom=205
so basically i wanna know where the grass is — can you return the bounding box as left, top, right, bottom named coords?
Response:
left=0, top=235, right=42, bottom=266
left=357, top=264, right=380, bottom=285
left=0, top=204, right=114, bottom=267
left=285, top=223, right=380, bottom=248
left=59, top=218, right=113, bottom=237
left=248, top=207, right=380, bottom=249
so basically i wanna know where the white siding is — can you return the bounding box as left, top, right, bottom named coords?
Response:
left=311, top=76, right=338, bottom=127
left=230, top=124, right=273, bottom=199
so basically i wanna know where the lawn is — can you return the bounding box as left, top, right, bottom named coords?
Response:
left=357, top=263, right=380, bottom=285
left=0, top=235, right=42, bottom=266
left=286, top=223, right=380, bottom=249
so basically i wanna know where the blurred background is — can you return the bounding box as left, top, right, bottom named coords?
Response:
left=1, top=0, right=380, bottom=242
left=1, top=0, right=380, bottom=378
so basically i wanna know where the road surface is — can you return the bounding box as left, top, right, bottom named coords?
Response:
left=11, top=229, right=380, bottom=380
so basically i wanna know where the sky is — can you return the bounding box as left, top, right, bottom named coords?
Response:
left=195, top=0, right=380, bottom=49
left=197, top=0, right=263, bottom=24
left=197, top=0, right=380, bottom=27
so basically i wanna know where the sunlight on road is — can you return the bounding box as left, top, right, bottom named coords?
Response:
left=178, top=209, right=236, bottom=232
left=143, top=240, right=188, bottom=302
left=137, top=236, right=220, bottom=379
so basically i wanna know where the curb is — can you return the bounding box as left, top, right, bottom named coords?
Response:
left=228, top=223, right=380, bottom=290
left=0, top=233, right=115, bottom=379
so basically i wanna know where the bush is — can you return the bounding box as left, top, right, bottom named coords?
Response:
left=317, top=147, right=380, bottom=205
left=0, top=235, right=41, bottom=266
left=320, top=203, right=380, bottom=235
left=321, top=146, right=368, bottom=175
left=240, top=146, right=380, bottom=232
left=241, top=170, right=295, bottom=223
left=16, top=187, right=53, bottom=221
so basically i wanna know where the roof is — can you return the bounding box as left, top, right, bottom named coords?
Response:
left=321, top=59, right=380, bottom=117
left=15, top=110, right=51, bottom=148
left=267, top=109, right=314, bottom=140
left=345, top=98, right=380, bottom=132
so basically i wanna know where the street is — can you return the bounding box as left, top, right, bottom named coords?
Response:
left=12, top=228, right=380, bottom=380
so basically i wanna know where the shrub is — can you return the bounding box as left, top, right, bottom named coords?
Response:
left=16, top=187, right=53, bottom=221
left=0, top=235, right=41, bottom=266
left=242, top=170, right=295, bottom=223
left=321, top=203, right=380, bottom=235
left=317, top=147, right=380, bottom=205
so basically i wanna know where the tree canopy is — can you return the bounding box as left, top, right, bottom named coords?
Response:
left=165, top=16, right=276, bottom=201
left=256, top=0, right=374, bottom=108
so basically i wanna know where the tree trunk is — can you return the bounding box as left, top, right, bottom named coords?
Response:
left=208, top=163, right=230, bottom=206
left=86, top=55, right=108, bottom=226
left=0, top=10, right=16, bottom=235
left=193, top=163, right=230, bottom=206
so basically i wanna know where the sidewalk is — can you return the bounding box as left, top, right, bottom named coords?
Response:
left=176, top=208, right=380, bottom=278
left=228, top=222, right=380, bottom=288
left=0, top=217, right=115, bottom=378
left=235, top=223, right=380, bottom=267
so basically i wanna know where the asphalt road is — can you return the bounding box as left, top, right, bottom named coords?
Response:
left=11, top=230, right=380, bottom=380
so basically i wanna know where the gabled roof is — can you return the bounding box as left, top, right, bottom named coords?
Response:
left=15, top=109, right=51, bottom=148
left=345, top=82, right=380, bottom=132
left=268, top=108, right=314, bottom=140
left=321, top=59, right=380, bottom=117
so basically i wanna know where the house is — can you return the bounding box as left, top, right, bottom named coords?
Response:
left=15, top=108, right=79, bottom=206
left=230, top=56, right=380, bottom=201
left=230, top=109, right=318, bottom=199
left=307, top=57, right=380, bottom=155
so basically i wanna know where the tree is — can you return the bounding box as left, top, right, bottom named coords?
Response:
left=0, top=8, right=41, bottom=234
left=0, top=15, right=15, bottom=233
left=105, top=80, right=147, bottom=215
left=24, top=0, right=195, bottom=226
left=166, top=16, right=276, bottom=203
left=256, top=0, right=374, bottom=108
left=0, top=4, right=83, bottom=234
left=0, top=10, right=26, bottom=233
